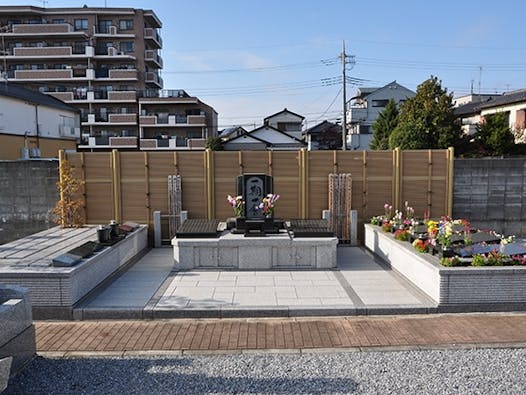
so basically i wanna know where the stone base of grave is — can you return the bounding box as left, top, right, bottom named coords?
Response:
left=172, top=231, right=337, bottom=270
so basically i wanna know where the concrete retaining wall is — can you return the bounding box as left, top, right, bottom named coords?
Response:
left=1, top=226, right=148, bottom=318
left=454, top=157, right=526, bottom=237
left=0, top=160, right=59, bottom=245
left=364, top=224, right=526, bottom=306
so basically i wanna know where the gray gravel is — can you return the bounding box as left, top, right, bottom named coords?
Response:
left=5, top=348, right=526, bottom=394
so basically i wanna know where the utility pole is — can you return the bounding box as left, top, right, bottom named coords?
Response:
left=341, top=41, right=347, bottom=150
left=340, top=41, right=355, bottom=150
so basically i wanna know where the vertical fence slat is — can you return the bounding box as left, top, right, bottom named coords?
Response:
left=111, top=149, right=121, bottom=222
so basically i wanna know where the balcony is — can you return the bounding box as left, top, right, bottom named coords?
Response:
left=84, top=113, right=137, bottom=125
left=79, top=136, right=138, bottom=149
left=144, top=50, right=163, bottom=68
left=92, top=25, right=135, bottom=38
left=5, top=23, right=88, bottom=37
left=144, top=28, right=162, bottom=48
left=10, top=45, right=94, bottom=58
left=139, top=138, right=206, bottom=151
left=95, top=68, right=138, bottom=80
left=139, top=114, right=205, bottom=126
left=13, top=68, right=95, bottom=81
left=145, top=72, right=163, bottom=88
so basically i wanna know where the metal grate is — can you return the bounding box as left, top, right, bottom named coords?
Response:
left=290, top=219, right=334, bottom=237
left=175, top=219, right=220, bottom=238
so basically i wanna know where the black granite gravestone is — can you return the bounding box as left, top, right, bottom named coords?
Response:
left=236, top=174, right=273, bottom=219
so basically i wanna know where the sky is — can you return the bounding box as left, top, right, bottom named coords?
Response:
left=2, top=0, right=526, bottom=129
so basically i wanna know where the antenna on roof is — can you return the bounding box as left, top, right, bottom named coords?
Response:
left=42, top=0, right=48, bottom=7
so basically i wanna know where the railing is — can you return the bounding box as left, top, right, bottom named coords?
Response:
left=11, top=23, right=79, bottom=34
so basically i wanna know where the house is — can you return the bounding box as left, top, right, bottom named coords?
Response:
left=222, top=125, right=305, bottom=151
left=218, top=126, right=247, bottom=140
left=0, top=5, right=218, bottom=151
left=302, top=120, right=342, bottom=150
left=0, top=83, right=80, bottom=160
left=346, top=81, right=415, bottom=149
left=454, top=89, right=526, bottom=143
left=263, top=108, right=304, bottom=140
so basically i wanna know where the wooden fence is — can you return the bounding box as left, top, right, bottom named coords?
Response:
left=61, top=148, right=454, bottom=242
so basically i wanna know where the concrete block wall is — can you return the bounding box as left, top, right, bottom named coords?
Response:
left=0, top=160, right=59, bottom=244
left=453, top=158, right=526, bottom=237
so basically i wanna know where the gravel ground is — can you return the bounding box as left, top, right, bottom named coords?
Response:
left=5, top=348, right=526, bottom=394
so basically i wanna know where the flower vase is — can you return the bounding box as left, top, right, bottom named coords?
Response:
left=440, top=246, right=455, bottom=258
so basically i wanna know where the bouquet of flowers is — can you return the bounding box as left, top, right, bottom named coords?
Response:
left=227, top=194, right=244, bottom=217
left=259, top=193, right=280, bottom=217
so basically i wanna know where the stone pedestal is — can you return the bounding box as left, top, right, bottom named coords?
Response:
left=172, top=231, right=337, bottom=270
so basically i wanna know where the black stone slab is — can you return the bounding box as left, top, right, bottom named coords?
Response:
left=52, top=253, right=82, bottom=267
left=290, top=219, right=334, bottom=237
left=66, top=241, right=102, bottom=258
left=470, top=232, right=501, bottom=244
left=176, top=219, right=220, bottom=238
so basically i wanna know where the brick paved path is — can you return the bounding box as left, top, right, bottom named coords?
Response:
left=36, top=313, right=526, bottom=353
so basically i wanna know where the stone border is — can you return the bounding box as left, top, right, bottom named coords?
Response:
left=1, top=227, right=148, bottom=310
left=364, top=224, right=526, bottom=305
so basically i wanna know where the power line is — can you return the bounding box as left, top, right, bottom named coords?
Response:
left=163, top=58, right=338, bottom=74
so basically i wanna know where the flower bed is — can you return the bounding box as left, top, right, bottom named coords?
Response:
left=365, top=202, right=526, bottom=307
left=365, top=223, right=526, bottom=306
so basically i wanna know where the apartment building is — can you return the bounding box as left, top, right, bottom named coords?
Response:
left=0, top=5, right=217, bottom=151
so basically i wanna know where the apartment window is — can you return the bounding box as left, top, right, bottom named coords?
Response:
left=52, top=19, right=66, bottom=24
left=372, top=99, right=389, bottom=107
left=119, top=19, right=133, bottom=30
left=74, top=19, right=88, bottom=31
left=119, top=41, right=134, bottom=53
left=98, top=20, right=112, bottom=34
left=30, top=64, right=44, bottom=70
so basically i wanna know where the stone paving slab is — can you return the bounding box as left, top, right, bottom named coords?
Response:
left=73, top=246, right=436, bottom=319
left=34, top=313, right=526, bottom=353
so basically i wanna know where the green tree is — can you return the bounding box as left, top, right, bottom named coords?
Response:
left=205, top=136, right=224, bottom=151
left=475, top=112, right=515, bottom=156
left=371, top=98, right=399, bottom=150
left=389, top=76, right=462, bottom=150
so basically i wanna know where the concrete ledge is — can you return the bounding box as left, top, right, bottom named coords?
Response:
left=172, top=231, right=338, bottom=270
left=1, top=226, right=148, bottom=310
left=365, top=224, right=526, bottom=306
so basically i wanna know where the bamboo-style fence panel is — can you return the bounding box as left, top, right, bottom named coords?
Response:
left=62, top=148, right=454, bottom=243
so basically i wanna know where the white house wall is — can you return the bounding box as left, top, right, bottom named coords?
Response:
left=0, top=96, right=79, bottom=139
left=481, top=102, right=526, bottom=130
left=252, top=127, right=298, bottom=144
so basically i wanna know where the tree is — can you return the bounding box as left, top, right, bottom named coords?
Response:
left=52, top=159, right=85, bottom=228
left=475, top=112, right=515, bottom=156
left=205, top=136, right=224, bottom=151
left=371, top=99, right=399, bottom=150
left=389, top=76, right=462, bottom=150
left=316, top=124, right=342, bottom=150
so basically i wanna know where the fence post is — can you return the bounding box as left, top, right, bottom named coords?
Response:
left=111, top=149, right=121, bottom=222
left=300, top=149, right=308, bottom=219
left=393, top=147, right=402, bottom=210
left=153, top=210, right=161, bottom=247
left=205, top=149, right=214, bottom=220
left=447, top=147, right=455, bottom=217
left=58, top=149, right=66, bottom=227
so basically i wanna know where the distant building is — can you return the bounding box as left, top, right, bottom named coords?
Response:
left=454, top=89, right=526, bottom=143
left=0, top=5, right=218, bottom=151
left=222, top=125, right=305, bottom=151
left=0, top=83, right=80, bottom=160
left=263, top=108, right=304, bottom=140
left=302, top=120, right=342, bottom=150
left=218, top=126, right=247, bottom=140
left=346, top=81, right=415, bottom=149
